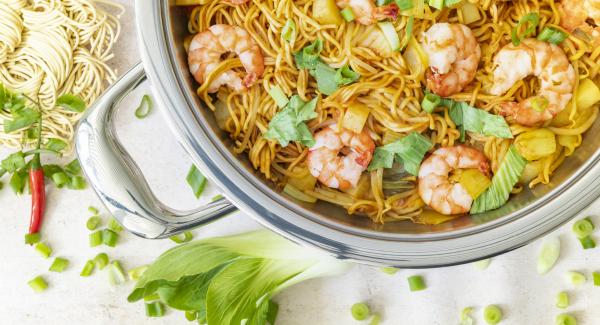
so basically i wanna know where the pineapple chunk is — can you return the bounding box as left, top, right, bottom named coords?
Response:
left=313, top=0, right=343, bottom=25
left=459, top=3, right=482, bottom=24
left=576, top=78, right=600, bottom=110
left=342, top=103, right=370, bottom=133
left=342, top=174, right=370, bottom=199
left=287, top=166, right=317, bottom=191
left=514, top=129, right=557, bottom=161
left=456, top=169, right=491, bottom=200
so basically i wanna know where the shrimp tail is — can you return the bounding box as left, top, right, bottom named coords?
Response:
left=374, top=4, right=399, bottom=21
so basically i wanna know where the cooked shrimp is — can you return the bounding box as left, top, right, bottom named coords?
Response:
left=418, top=146, right=490, bottom=215
left=336, top=0, right=398, bottom=25
left=307, top=125, right=375, bottom=190
left=188, top=24, right=264, bottom=93
left=421, top=23, right=481, bottom=97
left=489, top=38, right=576, bottom=126
left=560, top=0, right=600, bottom=42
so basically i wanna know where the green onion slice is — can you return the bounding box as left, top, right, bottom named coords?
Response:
left=483, top=305, right=503, bottom=325
left=572, top=219, right=594, bottom=238
left=107, top=217, right=123, bottom=233
left=94, top=252, right=110, bottom=270
left=86, top=216, right=102, bottom=231
left=369, top=314, right=381, bottom=325
left=128, top=265, right=149, bottom=282
left=340, top=8, right=355, bottom=22
left=537, top=26, right=568, bottom=44
left=185, top=311, right=198, bottom=321
left=579, top=236, right=596, bottom=249
left=422, top=93, right=442, bottom=113
left=460, top=307, right=474, bottom=325
left=169, top=231, right=194, bottom=244
left=186, top=164, right=207, bottom=199
left=88, top=206, right=99, bottom=215
left=593, top=272, right=600, bottom=286
left=135, top=95, right=153, bottom=119
left=268, top=86, right=289, bottom=108
left=102, top=229, right=119, bottom=247
left=145, top=301, right=166, bottom=317
left=28, top=275, right=48, bottom=293
left=512, top=13, right=540, bottom=46
left=380, top=267, right=399, bottom=275
left=565, top=271, right=586, bottom=285
left=52, top=172, right=69, bottom=188
left=556, top=291, right=569, bottom=309
left=89, top=230, right=103, bottom=247
left=25, top=232, right=41, bottom=245
left=555, top=314, right=577, bottom=325
left=49, top=257, right=69, bottom=272
left=282, top=19, right=296, bottom=44
left=34, top=242, right=52, bottom=259
left=68, top=175, right=87, bottom=190
left=351, top=303, right=371, bottom=321
left=407, top=275, right=426, bottom=291
left=80, top=260, right=95, bottom=277
left=537, top=237, right=560, bottom=274
left=108, top=260, right=127, bottom=286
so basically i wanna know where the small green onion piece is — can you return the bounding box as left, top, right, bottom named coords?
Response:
left=86, top=216, right=102, bottom=231
left=351, top=303, right=371, bottom=321
left=474, top=258, right=492, bottom=270
left=186, top=165, right=207, bottom=199
left=429, top=0, right=444, bottom=10
left=556, top=314, right=577, bottom=325
left=422, top=93, right=442, bottom=113
left=107, top=217, right=123, bottom=233
left=593, top=272, right=600, bottom=286
left=128, top=265, right=148, bottom=282
left=28, top=276, right=48, bottom=293
left=400, top=15, right=414, bottom=51
left=483, top=305, right=503, bottom=325
left=340, top=8, right=355, bottom=22
left=407, top=275, right=426, bottom=291
left=268, top=86, right=289, bottom=108
left=145, top=301, right=166, bottom=317
left=52, top=172, right=70, bottom=188
left=281, top=19, right=296, bottom=44
left=531, top=96, right=549, bottom=112
left=565, top=271, right=586, bottom=286
left=102, top=229, right=119, bottom=247
left=169, top=231, right=194, bottom=244
left=369, top=314, right=381, bottom=325
left=144, top=293, right=160, bottom=302
left=80, top=260, right=95, bottom=277
left=376, top=0, right=394, bottom=5
left=68, top=175, right=87, bottom=190
left=135, top=95, right=153, bottom=119
left=395, top=0, right=414, bottom=10
left=537, top=27, right=568, bottom=44
left=537, top=237, right=561, bottom=274
left=88, top=206, right=99, bottom=215
left=512, top=13, right=540, bottom=46
left=380, top=267, right=399, bottom=275
left=49, top=257, right=69, bottom=273
left=584, top=216, right=595, bottom=229
left=461, top=307, right=474, bottom=325
left=34, top=242, right=52, bottom=259
left=579, top=236, right=596, bottom=249
left=556, top=291, right=569, bottom=309
left=89, top=230, right=103, bottom=247
left=185, top=310, right=197, bottom=321
left=108, top=260, right=127, bottom=286
left=94, top=252, right=109, bottom=270
left=572, top=219, right=594, bottom=238
left=24, top=232, right=41, bottom=245
left=211, top=194, right=223, bottom=201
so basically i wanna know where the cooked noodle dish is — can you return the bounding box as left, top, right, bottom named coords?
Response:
left=178, top=0, right=600, bottom=225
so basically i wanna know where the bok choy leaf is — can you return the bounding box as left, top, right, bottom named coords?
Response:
left=368, top=132, right=433, bottom=175
left=443, top=98, right=513, bottom=140
left=264, top=95, right=319, bottom=147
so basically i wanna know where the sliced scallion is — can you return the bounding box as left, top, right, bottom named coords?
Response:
left=186, top=165, right=207, bottom=199
left=128, top=265, right=148, bottom=282
left=380, top=267, right=399, bottom=275
left=537, top=237, right=560, bottom=274
left=80, top=260, right=95, bottom=277
left=407, top=275, right=426, bottom=291
left=52, top=172, right=69, bottom=188
left=108, top=260, right=127, bottom=286
left=169, top=231, right=194, bottom=244
left=429, top=0, right=444, bottom=10
left=145, top=301, right=166, bottom=317
left=144, top=293, right=160, bottom=302
left=28, top=276, right=48, bottom=293
left=593, top=271, right=600, bottom=286
left=34, top=242, right=52, bottom=259
left=537, top=26, right=568, bottom=44
left=88, top=206, right=99, bottom=215
left=107, top=217, right=123, bottom=233
left=89, top=230, right=103, bottom=247
left=268, top=86, right=289, bottom=108
left=282, top=19, right=296, bottom=44
left=460, top=307, right=474, bottom=325
left=512, top=13, right=540, bottom=46
left=422, top=93, right=442, bottom=113
left=483, top=305, right=503, bottom=325
left=556, top=314, right=577, bottom=325
left=340, top=8, right=355, bottom=22
left=94, top=252, right=109, bottom=270
left=369, top=314, right=381, bottom=325
left=351, top=303, right=370, bottom=321
left=572, top=218, right=594, bottom=238
left=556, top=291, right=569, bottom=309
left=86, top=216, right=102, bottom=231
left=474, top=258, right=491, bottom=270
left=565, top=271, right=586, bottom=286
left=68, top=176, right=87, bottom=190
left=49, top=257, right=69, bottom=273
left=25, top=233, right=41, bottom=245
left=102, top=229, right=119, bottom=247
left=135, top=95, right=153, bottom=119
left=579, top=236, right=596, bottom=249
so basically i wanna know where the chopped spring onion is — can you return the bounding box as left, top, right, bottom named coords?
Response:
left=400, top=15, right=414, bottom=51
left=473, top=258, right=491, bottom=270
left=86, top=216, right=102, bottom=231
left=460, top=307, right=474, bottom=325
left=593, top=272, right=600, bottom=286
left=369, top=314, right=381, bottom=325
left=483, top=305, right=503, bottom=324
left=407, top=275, right=426, bottom=291
left=107, top=217, right=123, bottom=233
left=88, top=206, right=99, bottom=215
left=128, top=265, right=148, bottom=282
left=579, top=236, right=596, bottom=249
left=89, top=230, right=103, bottom=247
left=34, top=242, right=52, bottom=259
left=108, top=260, right=127, bottom=286
left=340, top=8, right=355, bottom=22
left=565, top=271, right=586, bottom=286
left=281, top=19, right=296, bottom=44
left=68, top=175, right=87, bottom=190
left=556, top=314, right=577, bottom=325
left=537, top=26, right=568, bottom=44
left=512, top=13, right=540, bottom=46
left=530, top=96, right=549, bottom=112
left=572, top=218, right=594, bottom=238
left=185, top=310, right=197, bottom=321
left=94, top=253, right=109, bottom=270
left=380, top=267, right=399, bottom=275
left=135, top=95, right=153, bottom=119
left=351, top=303, right=371, bottom=321
left=421, top=93, right=442, bottom=113
left=24, top=232, right=41, bottom=245
left=585, top=216, right=596, bottom=229
left=49, top=257, right=69, bottom=273
left=144, top=293, right=160, bottom=302
left=429, top=0, right=444, bottom=10
left=335, top=64, right=360, bottom=86
left=80, top=260, right=95, bottom=277
left=52, top=172, right=69, bottom=188
left=169, top=231, right=194, bottom=244
left=378, top=21, right=401, bottom=51
left=395, top=0, right=414, bottom=10
left=268, top=86, right=289, bottom=108
left=186, top=164, right=207, bottom=199
left=28, top=276, right=48, bottom=293
left=537, top=237, right=561, bottom=274
left=102, top=229, right=119, bottom=247
left=211, top=194, right=223, bottom=201
left=556, top=291, right=569, bottom=309
left=145, top=301, right=166, bottom=317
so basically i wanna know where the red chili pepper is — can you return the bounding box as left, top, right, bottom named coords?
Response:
left=28, top=153, right=45, bottom=234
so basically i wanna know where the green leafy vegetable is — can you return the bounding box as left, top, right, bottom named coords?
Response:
left=56, top=94, right=86, bottom=113
left=471, top=146, right=526, bottom=214
left=264, top=95, right=318, bottom=147
left=444, top=98, right=513, bottom=139
left=512, top=13, right=540, bottom=46
left=368, top=132, right=433, bottom=175
left=45, top=138, right=67, bottom=153
left=4, top=107, right=40, bottom=133
left=335, top=64, right=360, bottom=86
left=1, top=151, right=26, bottom=172
left=128, top=230, right=351, bottom=325
left=313, top=62, right=340, bottom=95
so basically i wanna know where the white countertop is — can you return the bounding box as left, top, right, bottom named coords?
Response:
left=1, top=1, right=600, bottom=324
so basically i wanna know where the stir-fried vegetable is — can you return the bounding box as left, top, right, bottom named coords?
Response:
left=460, top=2, right=481, bottom=24
left=512, top=13, right=540, bottom=46
left=368, top=132, right=433, bottom=175
left=378, top=21, right=400, bottom=51
left=456, top=168, right=491, bottom=200
left=342, top=103, right=370, bottom=133
left=264, top=95, right=319, bottom=147
left=445, top=98, right=513, bottom=140
left=514, top=129, right=556, bottom=161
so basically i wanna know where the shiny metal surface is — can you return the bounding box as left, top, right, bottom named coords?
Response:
left=75, top=63, right=237, bottom=239
left=88, top=0, right=600, bottom=266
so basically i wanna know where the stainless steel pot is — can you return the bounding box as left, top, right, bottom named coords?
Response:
left=75, top=0, right=600, bottom=267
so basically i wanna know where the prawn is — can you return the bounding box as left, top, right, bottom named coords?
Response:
left=489, top=38, right=576, bottom=126
left=336, top=0, right=398, bottom=25
left=418, top=145, right=490, bottom=215
left=421, top=23, right=481, bottom=97
left=188, top=24, right=264, bottom=93
left=560, top=0, right=600, bottom=43
left=307, top=125, right=375, bottom=190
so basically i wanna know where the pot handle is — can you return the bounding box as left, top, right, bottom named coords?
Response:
left=75, top=62, right=238, bottom=239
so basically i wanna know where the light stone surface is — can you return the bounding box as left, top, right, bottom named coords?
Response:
left=1, top=1, right=599, bottom=324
